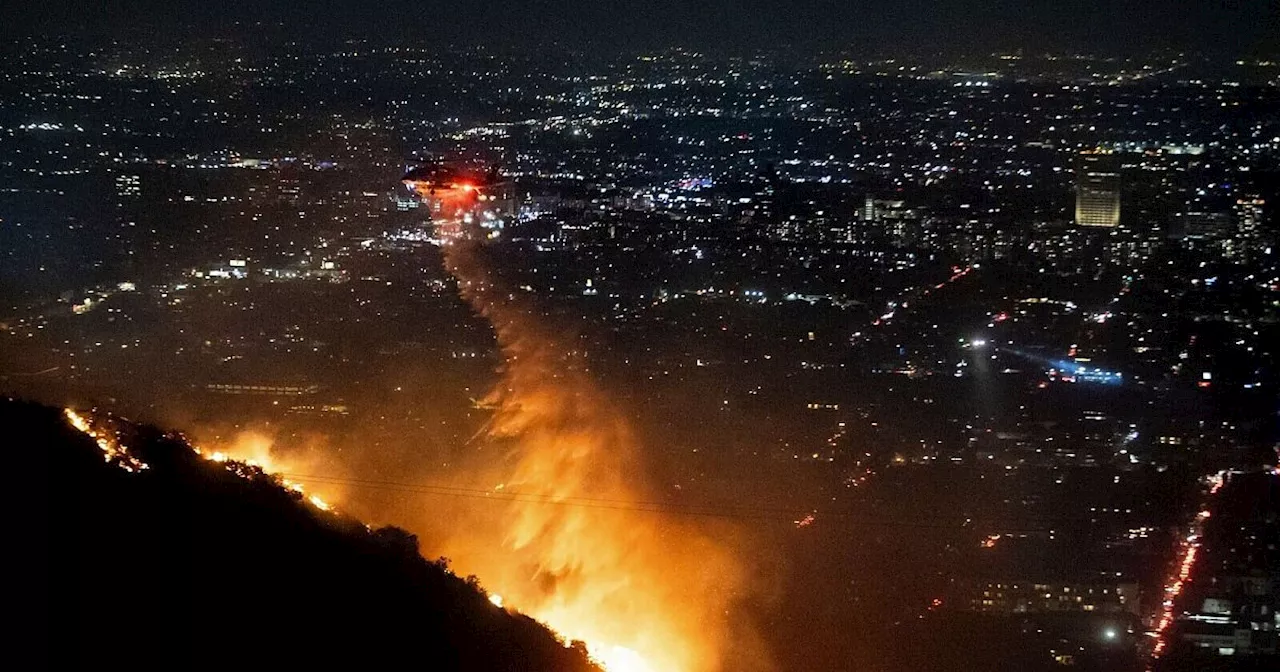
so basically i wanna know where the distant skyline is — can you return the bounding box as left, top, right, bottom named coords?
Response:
left=4, top=0, right=1279, bottom=58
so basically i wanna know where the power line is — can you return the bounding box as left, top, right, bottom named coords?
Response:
left=288, top=471, right=797, bottom=514
left=279, top=471, right=1124, bottom=532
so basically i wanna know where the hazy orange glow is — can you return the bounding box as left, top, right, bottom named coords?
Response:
left=187, top=429, right=343, bottom=514
left=65, top=409, right=338, bottom=516
left=69, top=174, right=766, bottom=672
left=406, top=178, right=764, bottom=672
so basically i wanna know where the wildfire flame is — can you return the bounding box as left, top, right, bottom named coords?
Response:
left=65, top=408, right=336, bottom=515
left=189, top=430, right=341, bottom=513
left=64, top=175, right=764, bottom=672
left=407, top=179, right=762, bottom=672
left=64, top=408, right=149, bottom=473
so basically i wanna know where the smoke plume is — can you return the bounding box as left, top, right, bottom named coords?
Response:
left=426, top=213, right=767, bottom=672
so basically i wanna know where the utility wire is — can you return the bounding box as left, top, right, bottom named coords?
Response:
left=279, top=471, right=1133, bottom=532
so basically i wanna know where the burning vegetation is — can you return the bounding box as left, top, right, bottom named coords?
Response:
left=398, top=176, right=766, bottom=672
left=37, top=169, right=764, bottom=672
left=14, top=398, right=602, bottom=671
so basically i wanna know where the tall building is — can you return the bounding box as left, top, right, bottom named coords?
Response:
left=1236, top=196, right=1266, bottom=241
left=115, top=174, right=141, bottom=198
left=1230, top=196, right=1268, bottom=261
left=1075, top=152, right=1121, bottom=228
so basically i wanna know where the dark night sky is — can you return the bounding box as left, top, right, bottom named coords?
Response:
left=3, top=1, right=1279, bottom=56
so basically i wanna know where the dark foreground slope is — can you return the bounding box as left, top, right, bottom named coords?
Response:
left=5, top=399, right=599, bottom=671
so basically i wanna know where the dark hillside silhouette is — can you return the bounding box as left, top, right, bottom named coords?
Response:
left=6, top=398, right=600, bottom=671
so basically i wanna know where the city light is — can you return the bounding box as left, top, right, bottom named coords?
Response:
left=13, top=23, right=1280, bottom=672
left=1149, top=471, right=1229, bottom=663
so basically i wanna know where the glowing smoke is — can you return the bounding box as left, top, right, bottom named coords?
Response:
left=177, top=181, right=769, bottom=671
left=182, top=426, right=350, bottom=515
left=417, top=186, right=767, bottom=672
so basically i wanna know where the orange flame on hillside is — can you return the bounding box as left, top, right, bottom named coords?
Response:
left=64, top=408, right=150, bottom=472
left=188, top=429, right=347, bottom=512
left=63, top=409, right=338, bottom=514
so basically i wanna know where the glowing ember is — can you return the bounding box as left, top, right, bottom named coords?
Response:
left=189, top=431, right=340, bottom=515
left=593, top=645, right=656, bottom=672
left=489, top=593, right=504, bottom=608
left=64, top=408, right=148, bottom=473
left=308, top=494, right=332, bottom=511
left=68, top=408, right=336, bottom=516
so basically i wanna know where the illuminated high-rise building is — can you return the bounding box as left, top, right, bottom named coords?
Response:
left=115, top=174, right=141, bottom=198
left=1074, top=152, right=1121, bottom=228
left=1232, top=196, right=1268, bottom=261
left=1235, top=196, right=1265, bottom=240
